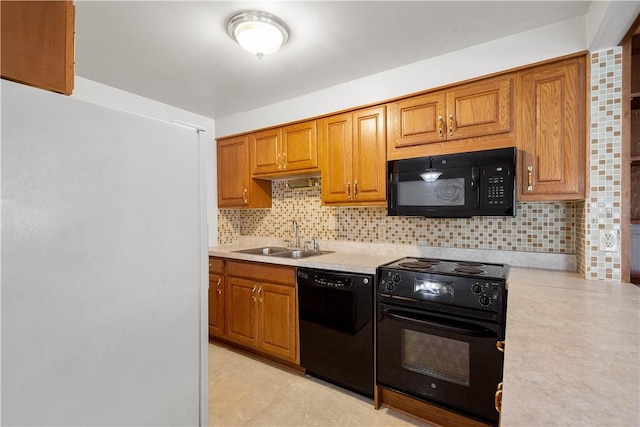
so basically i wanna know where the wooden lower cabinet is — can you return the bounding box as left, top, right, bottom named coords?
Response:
left=208, top=257, right=225, bottom=337
left=226, top=277, right=259, bottom=347
left=223, top=260, right=298, bottom=364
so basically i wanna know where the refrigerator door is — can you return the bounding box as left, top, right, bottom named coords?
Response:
left=1, top=80, right=208, bottom=426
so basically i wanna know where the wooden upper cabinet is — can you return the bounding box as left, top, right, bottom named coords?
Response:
left=1, top=1, right=75, bottom=95
left=387, top=92, right=446, bottom=148
left=352, top=106, right=387, bottom=203
left=517, top=56, right=585, bottom=200
left=251, top=128, right=282, bottom=175
left=251, top=120, right=319, bottom=178
left=217, top=136, right=272, bottom=208
left=320, top=106, right=386, bottom=205
left=320, top=112, right=353, bottom=203
left=446, top=76, right=511, bottom=140
left=387, top=75, right=514, bottom=160
left=281, top=121, right=319, bottom=173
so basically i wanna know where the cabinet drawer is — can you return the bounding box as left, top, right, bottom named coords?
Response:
left=226, top=260, right=295, bottom=286
left=209, top=257, right=224, bottom=275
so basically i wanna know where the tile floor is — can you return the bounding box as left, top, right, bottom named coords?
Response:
left=208, top=342, right=431, bottom=426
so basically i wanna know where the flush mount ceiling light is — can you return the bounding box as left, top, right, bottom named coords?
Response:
left=226, top=10, right=289, bottom=59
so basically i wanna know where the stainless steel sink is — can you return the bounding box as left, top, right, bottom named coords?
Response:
left=271, top=249, right=333, bottom=259
left=233, top=246, right=289, bottom=255
left=232, top=246, right=333, bottom=259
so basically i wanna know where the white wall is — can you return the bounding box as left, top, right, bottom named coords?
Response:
left=72, top=77, right=218, bottom=246
left=216, top=16, right=588, bottom=137
left=587, top=0, right=640, bottom=51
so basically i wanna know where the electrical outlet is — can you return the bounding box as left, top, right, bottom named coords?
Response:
left=599, top=229, right=619, bottom=252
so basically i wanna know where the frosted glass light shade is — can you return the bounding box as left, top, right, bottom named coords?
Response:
left=227, top=11, right=289, bottom=59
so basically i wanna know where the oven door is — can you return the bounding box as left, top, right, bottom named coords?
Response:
left=377, top=303, right=503, bottom=424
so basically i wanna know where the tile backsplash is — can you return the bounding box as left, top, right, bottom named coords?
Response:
left=581, top=48, right=623, bottom=281
left=219, top=180, right=576, bottom=254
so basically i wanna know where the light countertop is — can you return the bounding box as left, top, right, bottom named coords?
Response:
left=208, top=240, right=399, bottom=274
left=501, top=268, right=640, bottom=427
left=209, top=240, right=640, bottom=427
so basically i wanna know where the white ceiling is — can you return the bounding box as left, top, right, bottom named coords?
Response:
left=75, top=1, right=593, bottom=120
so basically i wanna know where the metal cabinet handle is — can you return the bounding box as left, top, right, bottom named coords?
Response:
left=354, top=180, right=358, bottom=198
left=282, top=152, right=287, bottom=170
left=495, top=382, right=503, bottom=413
left=257, top=286, right=263, bottom=303
left=496, top=340, right=505, bottom=352
left=251, top=284, right=257, bottom=302
left=346, top=181, right=351, bottom=199
left=242, top=188, right=248, bottom=205
left=438, top=115, right=443, bottom=137
left=527, top=166, right=533, bottom=191
left=448, top=114, right=454, bottom=136
left=277, top=153, right=282, bottom=170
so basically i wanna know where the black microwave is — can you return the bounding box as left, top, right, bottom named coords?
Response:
left=388, top=147, right=516, bottom=218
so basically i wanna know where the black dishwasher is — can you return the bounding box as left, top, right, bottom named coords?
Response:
left=297, top=267, right=374, bottom=398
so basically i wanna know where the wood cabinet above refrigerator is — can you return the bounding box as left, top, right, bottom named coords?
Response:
left=1, top=1, right=75, bottom=95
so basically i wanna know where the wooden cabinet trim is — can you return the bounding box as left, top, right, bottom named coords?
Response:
left=226, top=260, right=295, bottom=285
left=209, top=257, right=224, bottom=274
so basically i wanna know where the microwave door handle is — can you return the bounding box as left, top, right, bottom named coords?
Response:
left=381, top=308, right=494, bottom=337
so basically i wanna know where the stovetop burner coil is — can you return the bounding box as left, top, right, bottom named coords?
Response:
left=453, top=266, right=486, bottom=275
left=456, top=261, right=485, bottom=267
left=399, top=262, right=431, bottom=269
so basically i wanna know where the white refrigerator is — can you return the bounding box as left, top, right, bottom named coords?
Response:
left=1, top=80, right=208, bottom=426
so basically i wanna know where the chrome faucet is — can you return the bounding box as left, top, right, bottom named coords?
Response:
left=291, top=220, right=301, bottom=248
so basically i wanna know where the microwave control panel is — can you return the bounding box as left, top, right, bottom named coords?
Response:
left=484, top=165, right=512, bottom=206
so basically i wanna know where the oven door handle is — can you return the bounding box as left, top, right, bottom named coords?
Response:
left=381, top=307, right=496, bottom=337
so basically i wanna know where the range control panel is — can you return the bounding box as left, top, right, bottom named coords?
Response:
left=378, top=268, right=505, bottom=311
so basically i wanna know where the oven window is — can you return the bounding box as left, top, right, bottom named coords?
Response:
left=397, top=178, right=465, bottom=206
left=401, top=329, right=470, bottom=386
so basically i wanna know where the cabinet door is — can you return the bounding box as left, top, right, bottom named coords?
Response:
left=226, top=277, right=258, bottom=348
left=387, top=92, right=446, bottom=149
left=352, top=106, right=387, bottom=203
left=320, top=113, right=354, bottom=203
left=218, top=136, right=250, bottom=207
left=517, top=57, right=585, bottom=200
left=208, top=274, right=225, bottom=337
left=446, top=75, right=512, bottom=140
left=218, top=136, right=272, bottom=208
left=251, top=128, right=282, bottom=175
left=258, top=282, right=297, bottom=363
left=281, top=121, right=319, bottom=173
left=1, top=1, right=75, bottom=95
